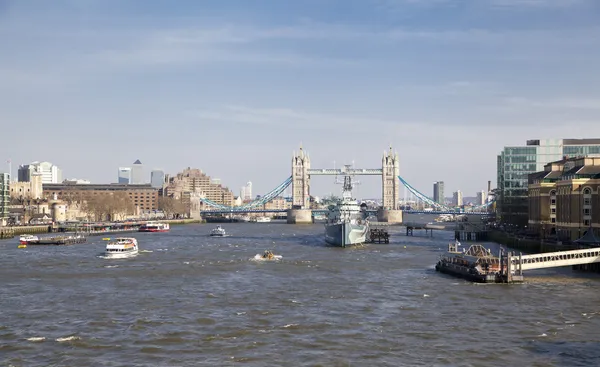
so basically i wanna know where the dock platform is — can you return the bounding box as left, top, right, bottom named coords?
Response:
left=28, top=235, right=87, bottom=245
left=367, top=228, right=390, bottom=244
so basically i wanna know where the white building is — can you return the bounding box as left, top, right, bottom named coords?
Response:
left=453, top=190, right=463, bottom=207
left=18, top=161, right=62, bottom=184
left=243, top=181, right=252, bottom=201
left=131, top=160, right=145, bottom=184
left=150, top=169, right=165, bottom=188
left=118, top=167, right=131, bottom=184
left=476, top=190, right=487, bottom=205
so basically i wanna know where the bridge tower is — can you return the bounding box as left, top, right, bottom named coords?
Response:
left=378, top=146, right=403, bottom=223
left=288, top=146, right=312, bottom=224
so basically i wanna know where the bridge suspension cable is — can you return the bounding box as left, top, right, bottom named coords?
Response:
left=397, top=176, right=495, bottom=211
left=200, top=176, right=293, bottom=211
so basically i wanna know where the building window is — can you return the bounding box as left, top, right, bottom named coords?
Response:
left=551, top=218, right=556, bottom=223
left=584, top=198, right=591, bottom=206
left=583, top=187, right=592, bottom=195
left=584, top=219, right=590, bottom=226
left=584, top=208, right=590, bottom=215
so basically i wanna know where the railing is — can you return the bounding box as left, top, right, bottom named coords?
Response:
left=510, top=247, right=600, bottom=271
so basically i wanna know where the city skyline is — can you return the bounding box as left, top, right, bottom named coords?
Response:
left=1, top=1, right=600, bottom=197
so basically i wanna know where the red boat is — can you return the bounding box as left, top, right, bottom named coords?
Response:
left=138, top=222, right=170, bottom=232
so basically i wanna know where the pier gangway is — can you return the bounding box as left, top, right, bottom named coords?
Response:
left=509, top=247, right=600, bottom=271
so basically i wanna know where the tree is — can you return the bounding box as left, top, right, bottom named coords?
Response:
left=82, top=192, right=135, bottom=221
left=158, top=196, right=187, bottom=219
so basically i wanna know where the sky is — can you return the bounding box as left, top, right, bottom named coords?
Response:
left=1, top=0, right=600, bottom=200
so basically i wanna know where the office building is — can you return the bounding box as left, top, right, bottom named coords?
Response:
left=131, top=160, right=145, bottom=184
left=0, top=173, right=9, bottom=226
left=453, top=190, right=463, bottom=207
left=18, top=161, right=62, bottom=184
left=528, top=156, right=600, bottom=241
left=118, top=167, right=131, bottom=184
left=151, top=170, right=166, bottom=189
left=241, top=181, right=252, bottom=202
left=164, top=168, right=234, bottom=207
left=476, top=191, right=487, bottom=206
left=433, top=181, right=445, bottom=205
left=497, top=138, right=600, bottom=227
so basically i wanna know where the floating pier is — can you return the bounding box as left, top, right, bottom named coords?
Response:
left=28, top=234, right=87, bottom=245
left=367, top=228, right=390, bottom=244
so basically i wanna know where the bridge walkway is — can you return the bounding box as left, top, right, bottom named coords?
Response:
left=510, top=247, right=600, bottom=271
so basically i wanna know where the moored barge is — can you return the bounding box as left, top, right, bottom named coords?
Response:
left=435, top=241, right=514, bottom=283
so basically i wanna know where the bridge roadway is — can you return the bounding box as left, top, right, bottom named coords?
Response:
left=510, top=247, right=600, bottom=271
left=307, top=168, right=383, bottom=175
left=200, top=209, right=492, bottom=216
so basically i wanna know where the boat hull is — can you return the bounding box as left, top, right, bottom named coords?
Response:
left=104, top=250, right=139, bottom=259
left=435, top=261, right=499, bottom=283
left=138, top=229, right=169, bottom=232
left=325, top=222, right=369, bottom=247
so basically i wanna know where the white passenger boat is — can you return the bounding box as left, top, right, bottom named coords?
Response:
left=210, top=225, right=228, bottom=237
left=255, top=216, right=272, bottom=223
left=19, top=234, right=39, bottom=245
left=104, top=237, right=139, bottom=259
left=139, top=221, right=170, bottom=232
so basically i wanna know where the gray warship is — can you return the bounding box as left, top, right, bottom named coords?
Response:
left=324, top=171, right=369, bottom=247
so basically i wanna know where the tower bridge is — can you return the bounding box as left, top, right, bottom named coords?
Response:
left=288, top=146, right=401, bottom=224
left=198, top=145, right=494, bottom=223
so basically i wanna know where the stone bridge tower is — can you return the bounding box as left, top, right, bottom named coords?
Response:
left=379, top=146, right=403, bottom=223
left=288, top=146, right=312, bottom=223
left=382, top=146, right=400, bottom=209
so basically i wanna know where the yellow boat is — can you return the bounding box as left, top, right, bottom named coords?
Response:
left=18, top=244, right=27, bottom=249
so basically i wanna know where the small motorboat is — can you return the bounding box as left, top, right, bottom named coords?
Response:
left=210, top=225, right=228, bottom=237
left=18, top=244, right=27, bottom=249
left=19, top=235, right=39, bottom=245
left=104, top=237, right=139, bottom=259
left=253, top=250, right=282, bottom=261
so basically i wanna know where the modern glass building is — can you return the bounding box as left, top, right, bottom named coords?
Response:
left=497, top=138, right=600, bottom=227
left=150, top=169, right=165, bottom=189
left=433, top=181, right=444, bottom=205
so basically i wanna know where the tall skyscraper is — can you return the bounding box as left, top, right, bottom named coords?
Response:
left=118, top=167, right=131, bottom=184
left=151, top=169, right=165, bottom=189
left=243, top=181, right=252, bottom=201
left=497, top=138, right=600, bottom=226
left=453, top=190, right=463, bottom=207
left=433, top=181, right=445, bottom=205
left=131, top=160, right=144, bottom=184
left=18, top=161, right=62, bottom=183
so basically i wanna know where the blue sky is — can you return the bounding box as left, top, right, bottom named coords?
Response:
left=1, top=0, right=599, bottom=200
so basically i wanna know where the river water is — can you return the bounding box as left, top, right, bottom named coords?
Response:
left=1, top=222, right=600, bottom=367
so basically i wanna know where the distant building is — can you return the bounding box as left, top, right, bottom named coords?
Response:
left=164, top=168, right=234, bottom=207
left=528, top=156, right=600, bottom=241
left=42, top=183, right=158, bottom=213
left=118, top=167, right=131, bottom=184
left=131, top=160, right=145, bottom=184
left=0, top=173, right=9, bottom=226
left=453, top=190, right=463, bottom=206
left=498, top=138, right=600, bottom=227
left=10, top=172, right=43, bottom=200
left=476, top=191, right=487, bottom=206
left=241, top=181, right=252, bottom=202
left=63, top=178, right=91, bottom=184
left=150, top=169, right=165, bottom=189
left=433, top=181, right=445, bottom=205
left=18, top=161, right=62, bottom=184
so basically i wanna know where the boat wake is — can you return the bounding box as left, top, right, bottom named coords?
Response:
left=250, top=254, right=283, bottom=261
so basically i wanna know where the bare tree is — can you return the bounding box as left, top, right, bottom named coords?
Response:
left=158, top=196, right=177, bottom=219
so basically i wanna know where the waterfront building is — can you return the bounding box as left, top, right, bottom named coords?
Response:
left=151, top=169, right=166, bottom=189
left=18, top=161, right=62, bottom=184
left=0, top=173, right=9, bottom=226
left=164, top=168, right=234, bottom=207
left=9, top=172, right=43, bottom=200
left=118, top=167, right=131, bottom=184
left=528, top=156, right=600, bottom=241
left=433, top=181, right=444, bottom=205
left=497, top=138, right=600, bottom=227
left=42, top=183, right=158, bottom=212
left=131, top=160, right=145, bottom=184
left=453, top=190, right=463, bottom=207
left=476, top=191, right=487, bottom=206
left=63, top=178, right=91, bottom=184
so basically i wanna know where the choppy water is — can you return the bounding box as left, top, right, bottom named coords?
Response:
left=1, top=223, right=600, bottom=366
